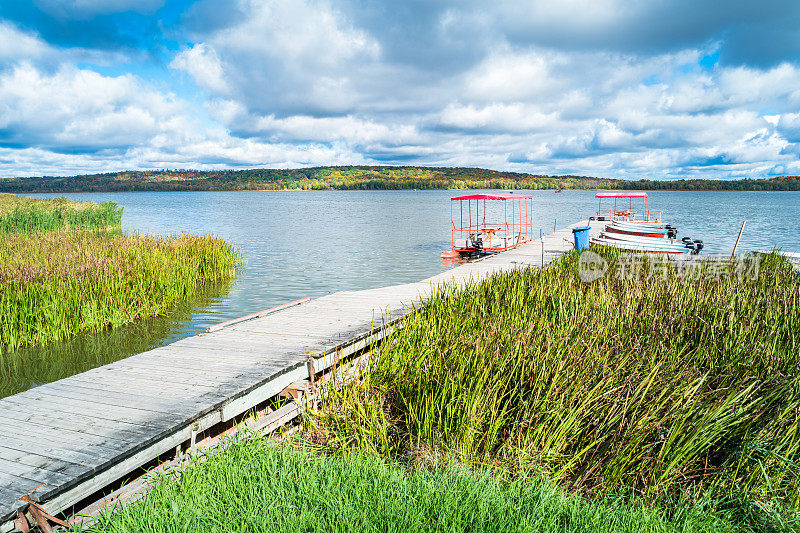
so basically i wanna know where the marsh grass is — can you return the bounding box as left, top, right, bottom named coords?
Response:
left=84, top=437, right=744, bottom=533
left=0, top=193, right=122, bottom=232
left=0, top=193, right=243, bottom=359
left=308, top=249, right=800, bottom=522
left=0, top=231, right=242, bottom=352
left=0, top=280, right=231, bottom=398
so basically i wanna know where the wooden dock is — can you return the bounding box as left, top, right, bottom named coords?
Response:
left=0, top=223, right=593, bottom=530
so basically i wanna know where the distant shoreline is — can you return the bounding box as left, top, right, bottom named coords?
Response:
left=1, top=165, right=798, bottom=193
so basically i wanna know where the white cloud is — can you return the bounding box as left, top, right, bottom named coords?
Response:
left=0, top=135, right=369, bottom=177
left=717, top=63, right=800, bottom=110
left=438, top=103, right=558, bottom=133
left=0, top=63, right=188, bottom=151
left=225, top=0, right=379, bottom=67
left=0, top=21, right=129, bottom=70
left=250, top=114, right=421, bottom=145
left=171, top=43, right=229, bottom=94
left=0, top=22, right=53, bottom=64
left=776, top=113, right=800, bottom=142
left=183, top=0, right=381, bottom=114
left=462, top=51, right=559, bottom=102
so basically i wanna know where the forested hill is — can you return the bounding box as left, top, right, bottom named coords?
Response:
left=1, top=166, right=798, bottom=192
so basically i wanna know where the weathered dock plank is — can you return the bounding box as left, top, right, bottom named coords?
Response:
left=0, top=223, right=592, bottom=530
left=0, top=404, right=157, bottom=443
left=0, top=448, right=90, bottom=482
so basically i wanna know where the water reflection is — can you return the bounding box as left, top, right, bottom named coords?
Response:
left=0, top=280, right=231, bottom=398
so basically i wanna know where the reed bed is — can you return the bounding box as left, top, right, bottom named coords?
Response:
left=309, top=250, right=800, bottom=524
left=0, top=193, right=122, bottom=232
left=84, top=438, right=738, bottom=533
left=0, top=280, right=231, bottom=398
left=0, top=231, right=241, bottom=352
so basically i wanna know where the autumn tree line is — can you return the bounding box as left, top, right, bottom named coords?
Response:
left=1, top=166, right=798, bottom=192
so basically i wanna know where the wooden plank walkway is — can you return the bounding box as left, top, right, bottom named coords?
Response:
left=0, top=222, right=595, bottom=529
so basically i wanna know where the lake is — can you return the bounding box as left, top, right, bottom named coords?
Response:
left=2, top=189, right=798, bottom=397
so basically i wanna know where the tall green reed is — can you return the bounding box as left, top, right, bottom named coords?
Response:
left=311, top=250, right=800, bottom=511
left=0, top=279, right=232, bottom=398
left=0, top=231, right=242, bottom=352
left=0, top=193, right=122, bottom=232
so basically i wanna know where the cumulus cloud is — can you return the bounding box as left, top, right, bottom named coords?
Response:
left=171, top=43, right=229, bottom=94
left=0, top=21, right=52, bottom=64
left=180, top=0, right=382, bottom=115
left=438, top=103, right=558, bottom=133
left=0, top=63, right=188, bottom=151
left=462, top=51, right=559, bottom=102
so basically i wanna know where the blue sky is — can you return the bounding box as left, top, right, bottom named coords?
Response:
left=2, top=0, right=800, bottom=178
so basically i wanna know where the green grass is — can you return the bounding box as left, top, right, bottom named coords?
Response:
left=0, top=280, right=231, bottom=398
left=83, top=438, right=743, bottom=533
left=0, top=193, right=122, bottom=232
left=83, top=251, right=800, bottom=532
left=307, top=250, right=800, bottom=524
left=0, top=231, right=242, bottom=352
left=0, top=193, right=243, bottom=389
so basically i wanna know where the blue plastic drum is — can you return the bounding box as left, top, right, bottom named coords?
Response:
left=572, top=226, right=591, bottom=250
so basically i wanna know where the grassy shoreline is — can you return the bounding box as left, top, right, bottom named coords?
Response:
left=0, top=192, right=122, bottom=232
left=309, top=251, right=800, bottom=509
left=0, top=231, right=241, bottom=352
left=0, top=194, right=242, bottom=358
left=83, top=439, right=744, bottom=533
left=87, top=250, right=800, bottom=531
left=0, top=280, right=231, bottom=399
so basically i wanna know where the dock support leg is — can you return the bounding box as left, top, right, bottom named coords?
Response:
left=14, top=511, right=29, bottom=533
left=540, top=229, right=544, bottom=267
left=20, top=498, right=70, bottom=533
left=27, top=506, right=54, bottom=533
left=307, top=357, right=316, bottom=385
left=306, top=357, right=319, bottom=409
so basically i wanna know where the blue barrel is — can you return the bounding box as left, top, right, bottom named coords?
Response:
left=572, top=226, right=591, bottom=250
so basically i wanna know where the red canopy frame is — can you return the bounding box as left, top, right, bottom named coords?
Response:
left=450, top=193, right=534, bottom=254
left=593, top=192, right=662, bottom=222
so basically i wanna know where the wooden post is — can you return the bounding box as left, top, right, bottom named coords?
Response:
left=27, top=505, right=54, bottom=533
left=731, top=221, right=746, bottom=260
left=15, top=511, right=30, bottom=533
left=554, top=219, right=557, bottom=232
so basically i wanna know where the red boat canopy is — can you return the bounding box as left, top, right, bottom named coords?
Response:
left=451, top=192, right=533, bottom=201
left=595, top=192, right=648, bottom=198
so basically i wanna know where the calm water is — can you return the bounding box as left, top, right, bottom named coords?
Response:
left=2, top=189, right=798, bottom=397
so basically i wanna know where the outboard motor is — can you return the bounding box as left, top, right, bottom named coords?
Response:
left=682, top=237, right=693, bottom=246
left=692, top=240, right=704, bottom=254
left=466, top=234, right=484, bottom=259
left=666, top=225, right=678, bottom=239
left=474, top=235, right=484, bottom=255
